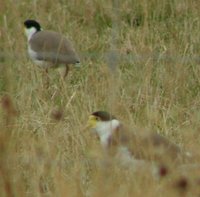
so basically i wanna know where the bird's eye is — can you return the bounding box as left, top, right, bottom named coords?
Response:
left=95, top=116, right=100, bottom=121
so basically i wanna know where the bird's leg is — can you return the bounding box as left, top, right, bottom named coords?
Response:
left=58, top=65, right=69, bottom=94
left=63, top=64, right=69, bottom=79
left=43, top=68, right=50, bottom=88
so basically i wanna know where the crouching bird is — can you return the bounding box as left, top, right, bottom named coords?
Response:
left=87, top=111, right=190, bottom=167
left=24, top=19, right=80, bottom=78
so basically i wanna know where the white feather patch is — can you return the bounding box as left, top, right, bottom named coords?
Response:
left=95, top=119, right=120, bottom=148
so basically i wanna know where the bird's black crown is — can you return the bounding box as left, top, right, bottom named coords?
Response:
left=92, top=111, right=116, bottom=121
left=24, top=20, right=41, bottom=31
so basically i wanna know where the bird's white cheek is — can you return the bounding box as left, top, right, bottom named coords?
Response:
left=25, top=28, right=31, bottom=40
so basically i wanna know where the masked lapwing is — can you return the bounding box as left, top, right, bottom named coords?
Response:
left=87, top=111, right=190, bottom=166
left=24, top=19, right=80, bottom=78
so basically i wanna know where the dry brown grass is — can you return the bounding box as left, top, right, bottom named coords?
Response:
left=1, top=0, right=200, bottom=196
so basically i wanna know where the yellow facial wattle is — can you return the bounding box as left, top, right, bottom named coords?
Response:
left=87, top=115, right=98, bottom=129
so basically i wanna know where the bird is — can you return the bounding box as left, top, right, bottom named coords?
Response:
left=86, top=111, right=188, bottom=166
left=24, top=19, right=80, bottom=78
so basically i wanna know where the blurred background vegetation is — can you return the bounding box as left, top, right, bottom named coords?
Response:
left=1, top=0, right=200, bottom=196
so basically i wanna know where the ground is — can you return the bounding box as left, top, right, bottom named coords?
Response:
left=0, top=0, right=200, bottom=196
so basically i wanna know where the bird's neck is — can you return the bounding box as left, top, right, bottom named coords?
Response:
left=25, top=27, right=40, bottom=41
left=95, top=119, right=120, bottom=148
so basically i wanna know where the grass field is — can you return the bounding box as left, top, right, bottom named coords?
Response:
left=1, top=0, right=200, bottom=196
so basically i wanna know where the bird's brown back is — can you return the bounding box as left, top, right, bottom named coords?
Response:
left=29, top=31, right=80, bottom=64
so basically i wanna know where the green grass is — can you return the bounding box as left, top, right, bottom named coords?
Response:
left=1, top=0, right=200, bottom=196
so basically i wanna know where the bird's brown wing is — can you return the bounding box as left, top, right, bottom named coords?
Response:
left=109, top=125, right=182, bottom=164
left=29, top=31, right=80, bottom=64
left=136, top=132, right=182, bottom=163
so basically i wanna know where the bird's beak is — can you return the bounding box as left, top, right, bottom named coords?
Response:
left=86, top=115, right=97, bottom=129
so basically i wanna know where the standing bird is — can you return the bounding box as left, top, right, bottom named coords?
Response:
left=87, top=111, right=187, bottom=166
left=24, top=19, right=80, bottom=78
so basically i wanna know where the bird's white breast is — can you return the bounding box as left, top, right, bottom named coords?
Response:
left=28, top=46, right=37, bottom=60
left=95, top=119, right=120, bottom=148
left=27, top=46, right=50, bottom=68
left=115, top=146, right=133, bottom=164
